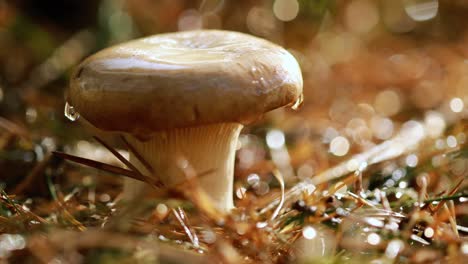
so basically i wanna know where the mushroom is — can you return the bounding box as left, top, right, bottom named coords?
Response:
left=68, top=30, right=303, bottom=213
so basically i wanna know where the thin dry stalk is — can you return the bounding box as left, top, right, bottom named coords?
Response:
left=93, top=136, right=146, bottom=179
left=172, top=207, right=200, bottom=249
left=52, top=151, right=155, bottom=185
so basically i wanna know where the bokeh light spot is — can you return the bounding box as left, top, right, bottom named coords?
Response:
left=406, top=154, right=419, bottom=167
left=374, top=90, right=401, bottom=117
left=302, top=226, right=317, bottom=240
left=273, top=0, right=299, bottom=22
left=330, top=136, right=350, bottom=156
left=450, top=97, right=464, bottom=113
left=266, top=129, right=285, bottom=149
left=367, top=233, right=381, bottom=245
left=345, top=0, right=379, bottom=34
left=385, top=239, right=404, bottom=259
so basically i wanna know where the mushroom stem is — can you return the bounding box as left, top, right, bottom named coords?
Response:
left=123, top=123, right=243, bottom=213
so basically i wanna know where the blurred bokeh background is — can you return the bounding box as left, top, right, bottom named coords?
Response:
left=0, top=0, right=467, bottom=262
left=1, top=0, right=467, bottom=187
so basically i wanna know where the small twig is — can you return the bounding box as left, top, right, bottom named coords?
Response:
left=259, top=179, right=316, bottom=215
left=120, top=135, right=155, bottom=174
left=119, top=135, right=164, bottom=187
left=93, top=136, right=146, bottom=180
left=46, top=174, right=86, bottom=230
left=270, top=169, right=285, bottom=221
left=46, top=173, right=58, bottom=201
left=172, top=207, right=200, bottom=248
left=443, top=204, right=459, bottom=237
left=0, top=189, right=47, bottom=224
left=354, top=170, right=363, bottom=194
left=432, top=178, right=464, bottom=214
left=347, top=191, right=378, bottom=208
left=424, top=192, right=467, bottom=203
left=52, top=151, right=156, bottom=185
left=0, top=189, right=22, bottom=214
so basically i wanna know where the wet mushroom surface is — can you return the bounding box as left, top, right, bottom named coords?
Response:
left=68, top=30, right=303, bottom=213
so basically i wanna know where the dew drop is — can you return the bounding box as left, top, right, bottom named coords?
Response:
left=64, top=102, right=80, bottom=121
left=236, top=187, right=247, bottom=199
left=291, top=93, right=304, bottom=110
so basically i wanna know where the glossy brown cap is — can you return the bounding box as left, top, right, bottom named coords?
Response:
left=69, top=30, right=303, bottom=137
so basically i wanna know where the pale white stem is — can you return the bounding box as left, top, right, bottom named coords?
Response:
left=123, top=123, right=242, bottom=213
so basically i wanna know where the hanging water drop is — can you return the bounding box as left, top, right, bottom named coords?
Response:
left=64, top=102, right=80, bottom=121
left=291, top=93, right=303, bottom=110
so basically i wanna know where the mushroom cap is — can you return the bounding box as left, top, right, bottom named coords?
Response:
left=69, top=30, right=303, bottom=136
